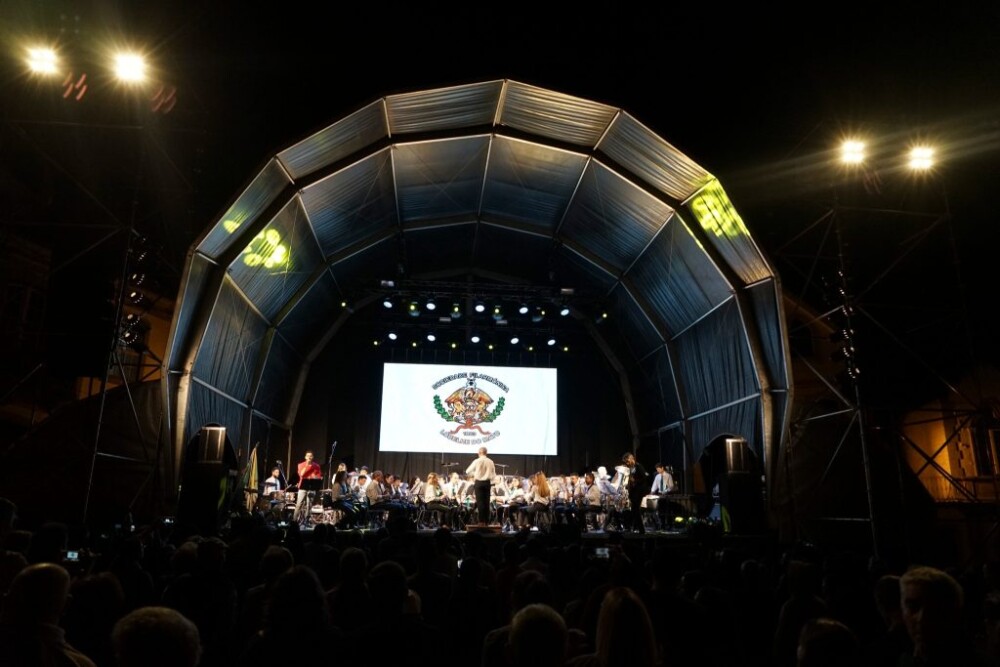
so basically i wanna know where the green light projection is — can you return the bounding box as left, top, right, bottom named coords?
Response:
left=239, top=227, right=290, bottom=270
left=688, top=181, right=749, bottom=240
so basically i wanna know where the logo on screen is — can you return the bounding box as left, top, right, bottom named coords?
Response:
left=432, top=373, right=507, bottom=445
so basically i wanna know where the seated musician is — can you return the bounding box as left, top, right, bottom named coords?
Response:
left=263, top=467, right=284, bottom=496
left=520, top=472, right=552, bottom=530
left=651, top=463, right=676, bottom=527
left=366, top=470, right=393, bottom=508
left=407, top=476, right=424, bottom=502
left=504, top=476, right=527, bottom=530
left=423, top=472, right=457, bottom=528
left=651, top=463, right=675, bottom=495
left=329, top=470, right=360, bottom=528
left=574, top=472, right=604, bottom=531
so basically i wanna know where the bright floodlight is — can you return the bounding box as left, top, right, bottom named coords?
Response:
left=841, top=140, right=866, bottom=165
left=113, top=52, right=146, bottom=82
left=908, top=146, right=935, bottom=171
left=26, top=47, right=58, bottom=74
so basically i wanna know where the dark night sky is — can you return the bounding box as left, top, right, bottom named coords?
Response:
left=3, top=2, right=999, bottom=399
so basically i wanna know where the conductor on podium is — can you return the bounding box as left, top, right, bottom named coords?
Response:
left=466, top=446, right=496, bottom=526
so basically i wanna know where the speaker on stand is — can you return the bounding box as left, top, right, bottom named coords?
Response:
left=719, top=438, right=766, bottom=534
left=175, top=425, right=239, bottom=536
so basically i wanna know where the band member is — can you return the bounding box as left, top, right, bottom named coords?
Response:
left=575, top=472, right=604, bottom=531
left=297, top=451, right=323, bottom=486
left=329, top=470, right=360, bottom=528
left=622, top=452, right=649, bottom=534
left=520, top=472, right=551, bottom=529
left=651, top=463, right=675, bottom=494
left=466, top=446, right=496, bottom=525
left=366, top=471, right=390, bottom=506
left=423, top=472, right=456, bottom=528
left=262, top=467, right=284, bottom=495
left=295, top=451, right=324, bottom=522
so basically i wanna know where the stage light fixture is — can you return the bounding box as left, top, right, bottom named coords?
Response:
left=113, top=52, right=147, bottom=83
left=425, top=298, right=437, bottom=311
left=427, top=332, right=436, bottom=342
left=840, top=139, right=866, bottom=165
left=451, top=302, right=462, bottom=319
left=474, top=301, right=486, bottom=313
left=492, top=305, right=503, bottom=321
left=487, top=343, right=494, bottom=350
left=380, top=279, right=396, bottom=288
left=382, top=298, right=393, bottom=309
left=531, top=307, right=545, bottom=323
left=559, top=305, right=570, bottom=317
left=408, top=301, right=421, bottom=317
left=26, top=47, right=58, bottom=75
left=518, top=303, right=529, bottom=315
left=388, top=332, right=398, bottom=341
left=411, top=341, right=418, bottom=348
left=510, top=336, right=520, bottom=345
left=450, top=342, right=458, bottom=349
left=527, top=345, right=534, bottom=351
left=908, top=145, right=935, bottom=171
left=373, top=340, right=379, bottom=346
left=562, top=346, right=570, bottom=352
left=547, top=338, right=556, bottom=346
left=470, top=334, right=481, bottom=344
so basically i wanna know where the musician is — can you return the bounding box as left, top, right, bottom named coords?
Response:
left=446, top=472, right=467, bottom=503
left=520, top=472, right=551, bottom=530
left=329, top=470, right=360, bottom=528
left=651, top=463, right=675, bottom=495
left=466, top=446, right=496, bottom=526
left=622, top=452, right=649, bottom=534
left=408, top=476, right=425, bottom=502
left=262, top=467, right=284, bottom=495
left=574, top=472, right=604, bottom=531
left=423, top=472, right=456, bottom=528
left=295, top=451, right=324, bottom=522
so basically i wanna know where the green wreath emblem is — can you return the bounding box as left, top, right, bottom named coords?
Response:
left=433, top=395, right=452, bottom=421
left=432, top=395, right=506, bottom=422
left=483, top=396, right=505, bottom=422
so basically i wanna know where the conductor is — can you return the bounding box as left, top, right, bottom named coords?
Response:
left=466, top=446, right=496, bottom=526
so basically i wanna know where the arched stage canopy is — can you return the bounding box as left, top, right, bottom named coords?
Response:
left=166, top=80, right=792, bottom=499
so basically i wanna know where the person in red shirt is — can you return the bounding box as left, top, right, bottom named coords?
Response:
left=294, top=451, right=324, bottom=522
left=297, top=451, right=322, bottom=484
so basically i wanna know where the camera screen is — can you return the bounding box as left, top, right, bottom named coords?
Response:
left=65, top=550, right=79, bottom=561
left=593, top=547, right=609, bottom=559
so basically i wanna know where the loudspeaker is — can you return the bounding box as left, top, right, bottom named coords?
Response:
left=196, top=426, right=227, bottom=463
left=720, top=471, right=765, bottom=534
left=725, top=438, right=752, bottom=473
left=176, top=425, right=238, bottom=535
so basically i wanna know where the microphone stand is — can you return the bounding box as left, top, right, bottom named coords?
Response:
left=326, top=441, right=338, bottom=489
